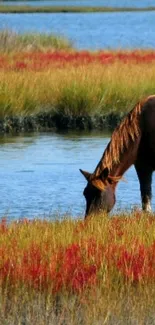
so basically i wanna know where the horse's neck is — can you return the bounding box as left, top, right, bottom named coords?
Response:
left=111, top=138, right=140, bottom=177
left=95, top=136, right=140, bottom=178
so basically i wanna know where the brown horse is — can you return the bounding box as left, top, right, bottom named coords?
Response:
left=80, top=95, right=155, bottom=218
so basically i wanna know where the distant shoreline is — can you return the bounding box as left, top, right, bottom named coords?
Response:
left=0, top=5, right=155, bottom=13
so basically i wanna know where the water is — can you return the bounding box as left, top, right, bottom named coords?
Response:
left=0, top=11, right=154, bottom=49
left=0, top=132, right=154, bottom=220
left=1, top=0, right=155, bottom=7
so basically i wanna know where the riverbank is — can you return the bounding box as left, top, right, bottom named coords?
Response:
left=0, top=112, right=123, bottom=133
left=1, top=36, right=155, bottom=133
left=0, top=212, right=155, bottom=324
left=0, top=5, right=155, bottom=13
left=0, top=55, right=155, bottom=133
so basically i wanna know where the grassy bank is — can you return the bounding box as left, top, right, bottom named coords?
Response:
left=0, top=58, right=155, bottom=115
left=0, top=38, right=155, bottom=131
left=1, top=5, right=155, bottom=13
left=1, top=212, right=155, bottom=324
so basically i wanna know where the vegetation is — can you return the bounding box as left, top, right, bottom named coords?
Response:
left=0, top=30, right=73, bottom=53
left=0, top=5, right=155, bottom=13
left=0, top=31, right=155, bottom=130
left=0, top=212, right=155, bottom=324
left=0, top=50, right=155, bottom=119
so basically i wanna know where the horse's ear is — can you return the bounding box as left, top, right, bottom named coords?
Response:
left=91, top=179, right=105, bottom=191
left=100, top=167, right=109, bottom=180
left=80, top=169, right=92, bottom=181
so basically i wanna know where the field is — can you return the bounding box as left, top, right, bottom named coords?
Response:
left=1, top=212, right=155, bottom=324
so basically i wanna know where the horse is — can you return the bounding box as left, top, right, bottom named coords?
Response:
left=80, top=95, right=155, bottom=219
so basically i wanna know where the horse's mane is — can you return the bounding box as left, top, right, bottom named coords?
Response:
left=94, top=96, right=153, bottom=176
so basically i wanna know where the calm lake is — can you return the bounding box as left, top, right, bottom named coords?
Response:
left=0, top=11, right=154, bottom=49
left=1, top=0, right=155, bottom=7
left=0, top=132, right=155, bottom=220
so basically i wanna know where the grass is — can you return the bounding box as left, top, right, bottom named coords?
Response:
left=0, top=30, right=73, bottom=53
left=1, top=212, right=155, bottom=324
left=0, top=59, right=155, bottom=118
left=1, top=5, right=155, bottom=13
left=0, top=31, right=155, bottom=127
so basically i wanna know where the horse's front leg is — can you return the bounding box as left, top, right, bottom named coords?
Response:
left=135, top=163, right=153, bottom=212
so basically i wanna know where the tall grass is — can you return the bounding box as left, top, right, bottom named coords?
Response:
left=1, top=212, right=155, bottom=324
left=0, top=47, right=155, bottom=121
left=0, top=61, right=155, bottom=118
left=0, top=30, right=73, bottom=53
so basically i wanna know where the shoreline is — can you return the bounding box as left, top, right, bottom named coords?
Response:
left=0, top=6, right=155, bottom=13
left=0, top=112, right=123, bottom=134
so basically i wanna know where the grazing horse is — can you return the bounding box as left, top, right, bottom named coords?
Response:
left=80, top=95, right=155, bottom=218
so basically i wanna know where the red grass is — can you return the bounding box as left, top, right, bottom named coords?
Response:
left=1, top=50, right=155, bottom=71
left=1, top=217, right=155, bottom=295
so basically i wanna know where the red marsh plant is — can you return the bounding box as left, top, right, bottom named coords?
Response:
left=1, top=214, right=155, bottom=296
left=1, top=50, right=155, bottom=71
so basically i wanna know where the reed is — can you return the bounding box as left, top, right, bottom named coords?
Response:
left=1, top=212, right=155, bottom=324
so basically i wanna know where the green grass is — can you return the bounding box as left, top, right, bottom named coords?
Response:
left=0, top=5, right=155, bottom=13
left=0, top=62, right=155, bottom=118
left=0, top=29, right=73, bottom=52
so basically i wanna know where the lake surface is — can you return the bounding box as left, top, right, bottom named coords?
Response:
left=1, top=0, right=155, bottom=7
left=0, top=132, right=155, bottom=220
left=0, top=11, right=154, bottom=49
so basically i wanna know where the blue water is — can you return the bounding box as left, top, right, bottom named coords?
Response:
left=0, top=11, right=154, bottom=49
left=0, top=132, right=154, bottom=220
left=0, top=0, right=155, bottom=8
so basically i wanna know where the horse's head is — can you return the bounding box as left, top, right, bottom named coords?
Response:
left=80, top=167, right=121, bottom=218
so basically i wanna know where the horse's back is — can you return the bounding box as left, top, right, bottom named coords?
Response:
left=142, top=96, right=155, bottom=135
left=140, top=96, right=155, bottom=167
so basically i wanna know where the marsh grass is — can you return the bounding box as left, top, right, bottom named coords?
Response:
left=0, top=47, right=155, bottom=130
left=0, top=30, right=73, bottom=53
left=1, top=213, right=155, bottom=324
left=0, top=62, right=155, bottom=118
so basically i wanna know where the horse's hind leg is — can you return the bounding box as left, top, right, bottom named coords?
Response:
left=135, top=163, right=153, bottom=212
